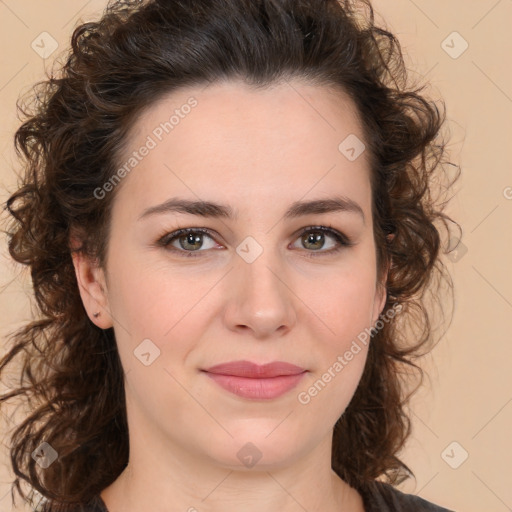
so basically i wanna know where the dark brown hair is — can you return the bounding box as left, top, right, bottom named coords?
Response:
left=1, top=0, right=461, bottom=510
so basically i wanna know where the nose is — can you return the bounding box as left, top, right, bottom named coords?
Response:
left=223, top=252, right=297, bottom=339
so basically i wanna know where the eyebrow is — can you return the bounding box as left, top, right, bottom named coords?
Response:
left=138, top=196, right=365, bottom=224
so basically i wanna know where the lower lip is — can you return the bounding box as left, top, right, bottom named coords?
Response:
left=203, top=371, right=307, bottom=400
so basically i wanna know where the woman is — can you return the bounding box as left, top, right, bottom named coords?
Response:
left=1, top=0, right=460, bottom=510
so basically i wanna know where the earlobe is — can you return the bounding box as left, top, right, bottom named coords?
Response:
left=71, top=249, right=113, bottom=329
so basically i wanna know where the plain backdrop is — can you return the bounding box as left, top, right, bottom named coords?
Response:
left=0, top=1, right=511, bottom=511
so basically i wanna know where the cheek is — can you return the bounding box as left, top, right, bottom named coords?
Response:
left=296, top=275, right=374, bottom=416
left=303, top=266, right=378, bottom=342
left=106, top=256, right=202, bottom=334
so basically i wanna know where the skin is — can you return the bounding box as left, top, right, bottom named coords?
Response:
left=72, top=79, right=388, bottom=512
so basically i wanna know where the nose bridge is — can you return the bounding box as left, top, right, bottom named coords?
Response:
left=243, top=248, right=281, bottom=296
left=225, top=239, right=297, bottom=336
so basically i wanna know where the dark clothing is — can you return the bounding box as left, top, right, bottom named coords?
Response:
left=360, top=480, right=455, bottom=511
left=41, top=480, right=454, bottom=511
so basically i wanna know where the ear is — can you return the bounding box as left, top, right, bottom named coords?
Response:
left=371, top=281, right=387, bottom=326
left=371, top=257, right=391, bottom=326
left=70, top=237, right=113, bottom=330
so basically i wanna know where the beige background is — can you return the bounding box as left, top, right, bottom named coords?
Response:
left=0, top=1, right=511, bottom=511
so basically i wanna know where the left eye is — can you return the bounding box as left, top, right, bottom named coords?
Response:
left=157, top=226, right=353, bottom=258
left=292, top=228, right=343, bottom=253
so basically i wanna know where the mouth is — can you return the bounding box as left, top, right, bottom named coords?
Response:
left=203, top=360, right=306, bottom=378
left=201, top=360, right=307, bottom=400
left=201, top=371, right=307, bottom=400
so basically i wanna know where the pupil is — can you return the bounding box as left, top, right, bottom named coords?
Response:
left=305, top=232, right=323, bottom=250
left=182, top=233, right=201, bottom=250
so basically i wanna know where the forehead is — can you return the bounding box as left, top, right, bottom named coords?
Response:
left=113, top=79, right=372, bottom=218
left=126, top=78, right=366, bottom=154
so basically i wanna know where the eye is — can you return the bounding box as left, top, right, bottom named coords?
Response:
left=290, top=226, right=354, bottom=258
left=157, top=228, right=219, bottom=257
left=156, top=225, right=354, bottom=258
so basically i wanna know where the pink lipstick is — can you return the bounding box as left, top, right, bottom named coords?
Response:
left=202, top=360, right=307, bottom=400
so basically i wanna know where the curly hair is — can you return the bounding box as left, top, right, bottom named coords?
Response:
left=1, top=0, right=461, bottom=510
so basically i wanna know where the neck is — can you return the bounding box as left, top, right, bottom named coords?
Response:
left=100, top=446, right=364, bottom=512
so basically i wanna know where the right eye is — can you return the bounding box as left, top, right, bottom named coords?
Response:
left=157, top=227, right=222, bottom=257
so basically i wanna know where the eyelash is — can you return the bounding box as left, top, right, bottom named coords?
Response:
left=156, top=225, right=354, bottom=259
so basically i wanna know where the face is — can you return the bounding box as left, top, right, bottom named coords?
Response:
left=75, top=79, right=387, bottom=471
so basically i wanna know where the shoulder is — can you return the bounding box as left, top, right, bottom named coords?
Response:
left=359, top=480, right=455, bottom=512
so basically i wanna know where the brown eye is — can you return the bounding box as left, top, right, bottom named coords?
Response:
left=301, top=231, right=330, bottom=251
left=291, top=226, right=353, bottom=258
left=157, top=225, right=354, bottom=259
left=158, top=228, right=219, bottom=257
left=176, top=232, right=206, bottom=251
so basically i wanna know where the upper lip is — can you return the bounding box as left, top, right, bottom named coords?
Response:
left=203, top=360, right=307, bottom=378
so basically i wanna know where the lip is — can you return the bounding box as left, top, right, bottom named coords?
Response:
left=201, top=360, right=307, bottom=400
left=203, top=360, right=306, bottom=378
